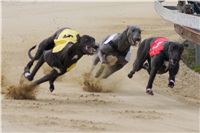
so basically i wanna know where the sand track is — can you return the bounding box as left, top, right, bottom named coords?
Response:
left=1, top=2, right=199, bottom=132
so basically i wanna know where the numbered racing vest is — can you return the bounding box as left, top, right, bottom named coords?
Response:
left=103, top=33, right=131, bottom=62
left=149, top=37, right=168, bottom=57
left=53, top=28, right=79, bottom=53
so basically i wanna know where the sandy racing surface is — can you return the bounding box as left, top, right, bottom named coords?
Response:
left=1, top=2, right=200, bottom=132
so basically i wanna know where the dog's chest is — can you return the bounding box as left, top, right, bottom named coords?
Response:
left=65, top=54, right=82, bottom=72
left=69, top=54, right=81, bottom=64
left=70, top=53, right=83, bottom=62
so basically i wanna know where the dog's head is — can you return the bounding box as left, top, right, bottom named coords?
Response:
left=79, top=35, right=98, bottom=55
left=168, top=42, right=184, bottom=66
left=126, top=26, right=142, bottom=46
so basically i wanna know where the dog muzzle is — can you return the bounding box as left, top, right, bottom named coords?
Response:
left=85, top=45, right=97, bottom=55
left=129, top=37, right=141, bottom=46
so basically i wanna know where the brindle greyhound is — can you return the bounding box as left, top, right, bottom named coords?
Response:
left=128, top=37, right=184, bottom=95
left=24, top=28, right=98, bottom=92
left=89, top=26, right=141, bottom=79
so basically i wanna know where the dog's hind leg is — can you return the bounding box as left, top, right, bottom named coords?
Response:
left=168, top=63, right=179, bottom=88
left=24, top=48, right=41, bottom=73
left=26, top=55, right=45, bottom=81
left=24, top=37, right=55, bottom=73
left=101, top=64, right=124, bottom=79
left=24, top=45, right=41, bottom=72
left=24, top=47, right=46, bottom=73
left=48, top=70, right=61, bottom=92
left=24, top=60, right=35, bottom=73
left=146, top=67, right=157, bottom=95
left=146, top=58, right=163, bottom=95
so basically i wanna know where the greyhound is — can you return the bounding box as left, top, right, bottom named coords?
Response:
left=89, top=26, right=141, bottom=79
left=128, top=37, right=184, bottom=95
left=23, top=28, right=98, bottom=92
left=24, top=27, right=76, bottom=72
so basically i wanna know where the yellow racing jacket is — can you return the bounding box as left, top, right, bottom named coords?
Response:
left=53, top=28, right=79, bottom=53
left=53, top=28, right=79, bottom=72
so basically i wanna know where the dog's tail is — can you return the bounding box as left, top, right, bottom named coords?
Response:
left=28, top=45, right=37, bottom=59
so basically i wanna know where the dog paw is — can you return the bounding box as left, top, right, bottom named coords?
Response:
left=168, top=80, right=175, bottom=88
left=146, top=88, right=154, bottom=95
left=128, top=72, right=134, bottom=79
left=24, top=72, right=31, bottom=78
left=24, top=72, right=33, bottom=81
left=49, top=85, right=55, bottom=92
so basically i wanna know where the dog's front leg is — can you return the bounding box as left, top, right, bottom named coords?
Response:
left=33, top=69, right=58, bottom=85
left=98, top=51, right=107, bottom=64
left=168, top=63, right=179, bottom=88
left=33, top=69, right=64, bottom=92
left=89, top=54, right=100, bottom=75
left=146, top=57, right=162, bottom=95
left=128, top=57, right=146, bottom=78
left=128, top=44, right=148, bottom=78
left=94, top=51, right=107, bottom=78
left=146, top=67, right=158, bottom=95
left=146, top=56, right=165, bottom=95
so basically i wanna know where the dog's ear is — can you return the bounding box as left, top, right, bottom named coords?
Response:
left=76, top=34, right=81, bottom=43
left=126, top=26, right=132, bottom=36
left=80, top=35, right=95, bottom=44
left=80, top=35, right=89, bottom=44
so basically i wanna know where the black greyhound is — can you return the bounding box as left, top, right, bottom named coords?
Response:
left=128, top=37, right=184, bottom=95
left=24, top=27, right=76, bottom=72
left=89, top=26, right=141, bottom=79
left=24, top=28, right=98, bottom=92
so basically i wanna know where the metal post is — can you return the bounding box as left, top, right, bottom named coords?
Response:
left=195, top=45, right=200, bottom=65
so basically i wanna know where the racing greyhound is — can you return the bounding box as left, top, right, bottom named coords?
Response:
left=24, top=28, right=98, bottom=92
left=128, top=37, right=184, bottom=95
left=89, top=26, right=141, bottom=79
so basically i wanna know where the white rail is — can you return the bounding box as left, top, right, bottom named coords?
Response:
left=154, top=0, right=200, bottom=30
